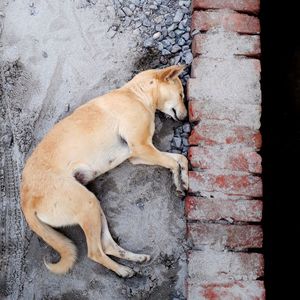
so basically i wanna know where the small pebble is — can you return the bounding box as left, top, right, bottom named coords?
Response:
left=142, top=18, right=151, bottom=27
left=124, top=17, right=131, bottom=27
left=182, top=138, right=189, bottom=147
left=168, top=31, right=176, bottom=38
left=175, top=127, right=183, bottom=136
left=162, top=49, right=171, bottom=56
left=167, top=24, right=177, bottom=32
left=129, top=4, right=136, bottom=11
left=183, top=123, right=191, bottom=133
left=122, top=7, right=133, bottom=16
left=135, top=21, right=142, bottom=28
left=171, top=45, right=181, bottom=53
left=182, top=45, right=190, bottom=52
left=157, top=42, right=164, bottom=51
left=184, top=52, right=193, bottom=64
left=178, top=38, right=185, bottom=46
left=174, top=10, right=184, bottom=23
left=182, top=32, right=190, bottom=41
left=153, top=32, right=161, bottom=39
left=149, top=5, right=158, bottom=10
left=173, top=55, right=181, bottom=65
left=160, top=56, right=168, bottom=64
left=191, top=29, right=200, bottom=36
left=144, top=37, right=154, bottom=48
left=165, top=16, right=173, bottom=26
left=175, top=29, right=184, bottom=36
left=117, top=9, right=125, bottom=18
left=155, top=24, right=162, bottom=31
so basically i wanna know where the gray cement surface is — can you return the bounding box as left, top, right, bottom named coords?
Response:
left=0, top=1, right=187, bottom=299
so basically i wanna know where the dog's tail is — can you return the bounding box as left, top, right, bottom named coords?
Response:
left=25, top=210, right=77, bottom=274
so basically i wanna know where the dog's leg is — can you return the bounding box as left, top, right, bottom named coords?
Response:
left=165, top=153, right=189, bottom=191
left=100, top=208, right=150, bottom=263
left=78, top=191, right=135, bottom=278
left=129, top=144, right=184, bottom=194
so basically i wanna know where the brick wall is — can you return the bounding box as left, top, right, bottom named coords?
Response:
left=186, top=1, right=264, bottom=299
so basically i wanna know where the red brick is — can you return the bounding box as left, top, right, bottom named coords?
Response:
left=188, top=281, right=265, bottom=300
left=188, top=251, right=264, bottom=281
left=192, top=32, right=261, bottom=58
left=193, top=0, right=260, bottom=14
left=189, top=58, right=261, bottom=105
left=189, top=171, right=262, bottom=197
left=185, top=196, right=262, bottom=222
left=188, top=100, right=261, bottom=129
left=189, top=123, right=262, bottom=149
left=192, top=10, right=260, bottom=34
left=188, top=146, right=262, bottom=173
left=188, top=223, right=263, bottom=250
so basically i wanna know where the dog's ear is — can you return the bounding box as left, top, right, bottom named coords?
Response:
left=157, top=65, right=185, bottom=81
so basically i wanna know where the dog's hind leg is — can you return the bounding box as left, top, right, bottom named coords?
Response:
left=76, top=187, right=135, bottom=278
left=100, top=208, right=150, bottom=263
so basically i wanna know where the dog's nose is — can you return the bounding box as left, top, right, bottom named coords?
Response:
left=181, top=115, right=189, bottom=122
left=179, top=109, right=188, bottom=121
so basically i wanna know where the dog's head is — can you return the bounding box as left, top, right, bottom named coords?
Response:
left=155, top=65, right=187, bottom=121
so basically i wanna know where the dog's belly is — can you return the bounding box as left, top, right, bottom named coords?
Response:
left=72, top=142, right=131, bottom=185
left=95, top=143, right=131, bottom=175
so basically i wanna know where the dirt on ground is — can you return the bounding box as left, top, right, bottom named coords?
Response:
left=0, top=1, right=188, bottom=299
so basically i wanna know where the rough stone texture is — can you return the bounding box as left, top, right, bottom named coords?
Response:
left=185, top=196, right=263, bottom=222
left=188, top=100, right=261, bottom=129
left=189, top=123, right=262, bottom=149
left=192, top=10, right=260, bottom=34
left=189, top=171, right=263, bottom=197
left=0, top=1, right=188, bottom=299
left=190, top=57, right=261, bottom=105
left=188, top=223, right=263, bottom=250
left=188, top=145, right=262, bottom=173
left=192, top=31, right=261, bottom=57
left=192, top=0, right=260, bottom=14
left=188, top=251, right=264, bottom=282
left=188, top=281, right=265, bottom=300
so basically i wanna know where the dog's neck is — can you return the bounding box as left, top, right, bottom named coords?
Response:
left=123, top=79, right=158, bottom=114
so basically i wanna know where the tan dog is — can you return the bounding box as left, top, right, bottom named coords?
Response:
left=20, top=65, right=188, bottom=278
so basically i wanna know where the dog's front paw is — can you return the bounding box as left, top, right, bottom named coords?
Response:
left=117, top=266, right=135, bottom=278
left=181, top=176, right=189, bottom=191
left=176, top=189, right=186, bottom=198
left=137, top=254, right=151, bottom=263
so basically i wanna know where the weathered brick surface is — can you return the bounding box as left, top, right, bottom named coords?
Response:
left=187, top=2, right=263, bottom=298
left=188, top=100, right=261, bottom=129
left=192, top=32, right=261, bottom=58
left=190, top=57, right=261, bottom=105
left=192, top=10, right=260, bottom=34
left=188, top=145, right=262, bottom=173
left=189, top=123, right=262, bottom=149
left=189, top=171, right=262, bottom=197
left=185, top=196, right=263, bottom=222
left=192, top=0, right=260, bottom=14
left=188, top=223, right=263, bottom=250
left=188, top=281, right=265, bottom=300
left=188, top=251, right=264, bottom=282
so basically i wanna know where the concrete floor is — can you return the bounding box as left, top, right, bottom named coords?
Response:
left=0, top=1, right=187, bottom=299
